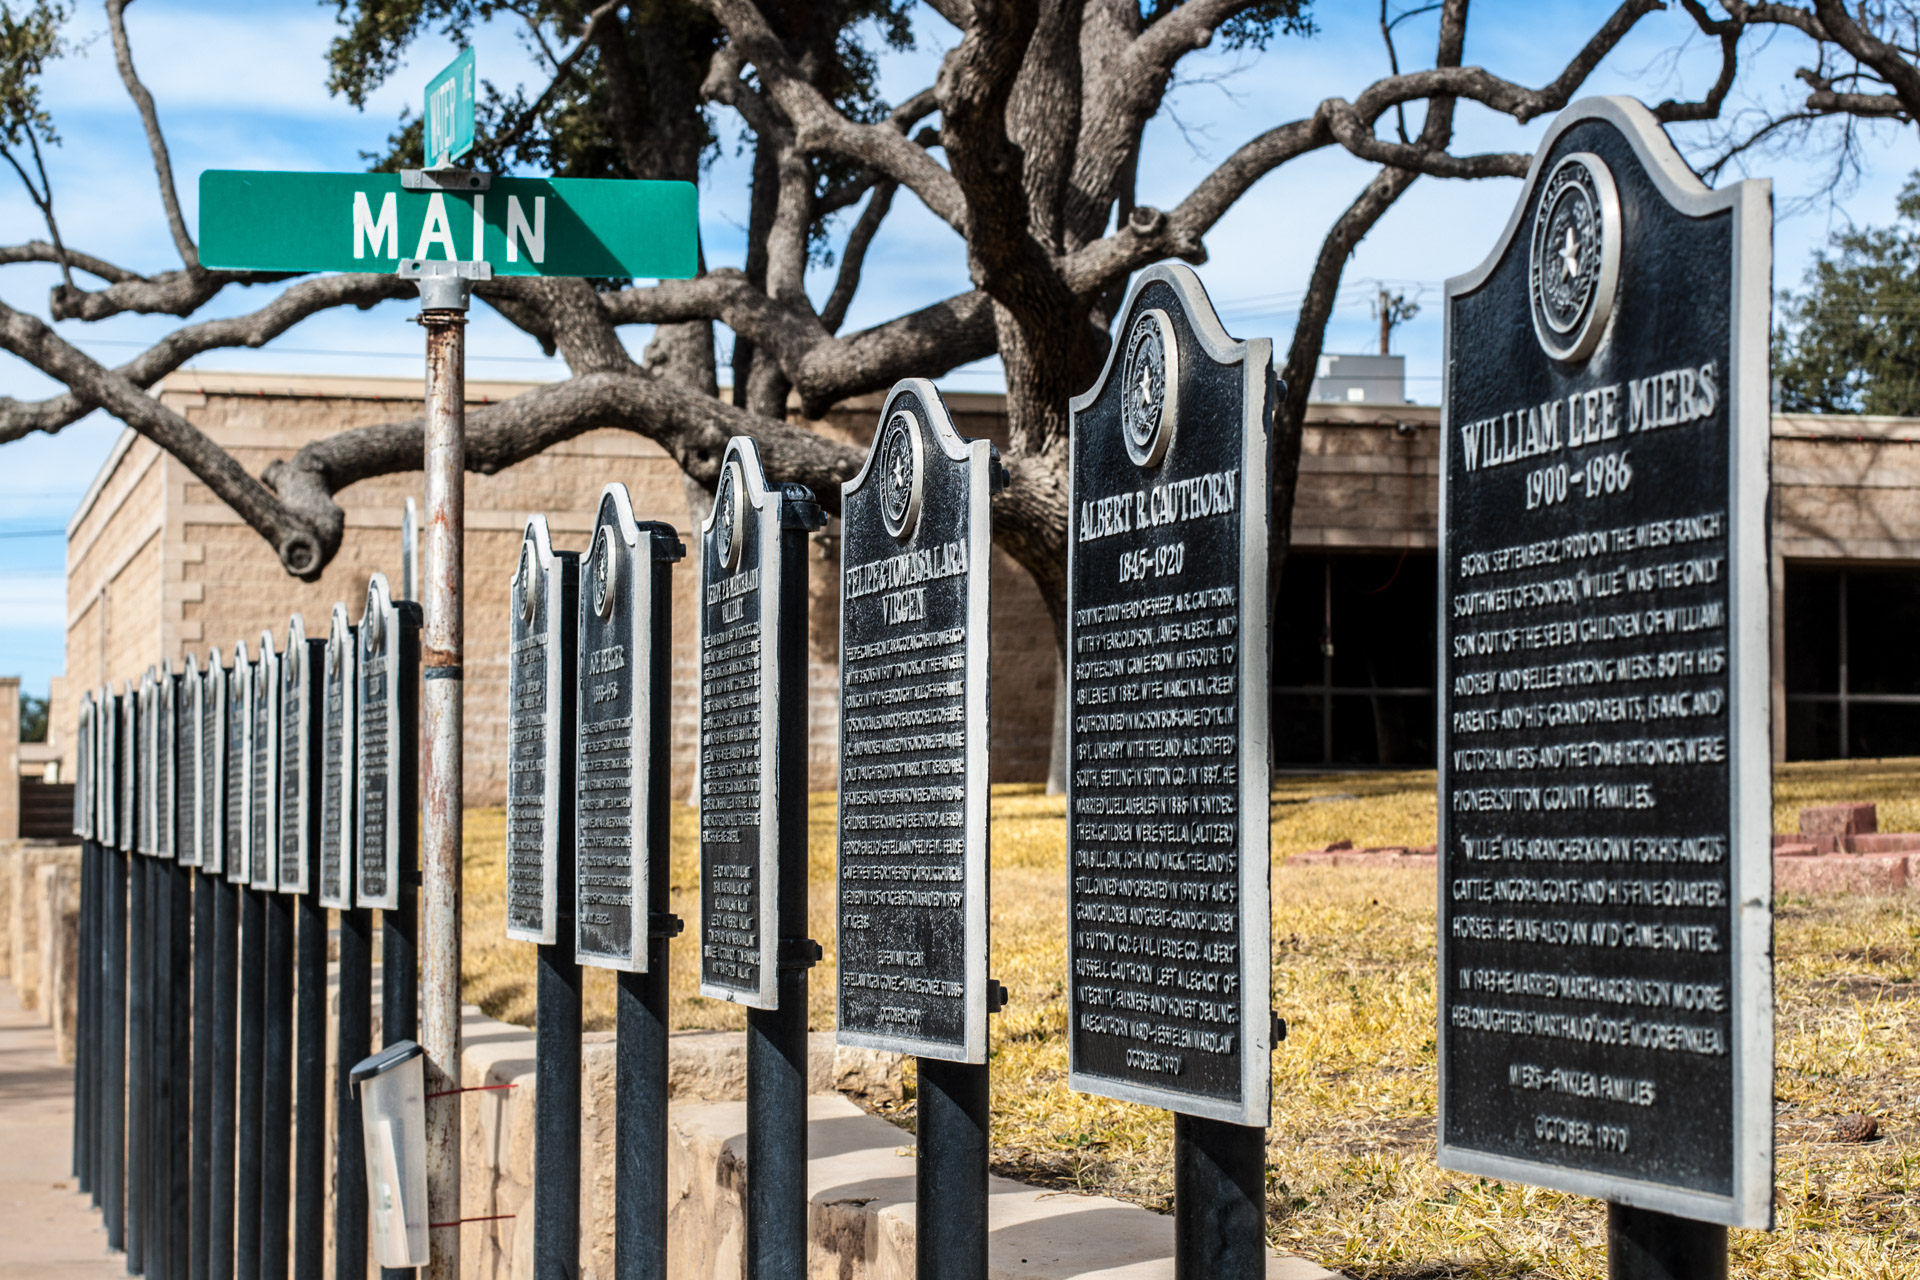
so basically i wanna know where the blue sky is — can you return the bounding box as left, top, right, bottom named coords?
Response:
left=2, top=0, right=1918, bottom=699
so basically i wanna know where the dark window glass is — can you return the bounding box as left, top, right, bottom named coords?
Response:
left=1785, top=700, right=1838, bottom=761
left=1846, top=568, right=1920, bottom=696
left=1272, top=694, right=1324, bottom=766
left=1328, top=554, right=1436, bottom=691
left=1332, top=693, right=1434, bottom=766
left=1848, top=702, right=1920, bottom=759
left=1782, top=566, right=1838, bottom=695
left=1272, top=554, right=1328, bottom=687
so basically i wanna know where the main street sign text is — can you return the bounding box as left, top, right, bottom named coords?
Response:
left=198, top=170, right=698, bottom=280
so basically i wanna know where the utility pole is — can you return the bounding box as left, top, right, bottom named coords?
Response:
left=401, top=248, right=489, bottom=1280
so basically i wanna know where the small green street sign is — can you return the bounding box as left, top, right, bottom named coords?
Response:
left=197, top=171, right=698, bottom=279
left=425, top=48, right=476, bottom=169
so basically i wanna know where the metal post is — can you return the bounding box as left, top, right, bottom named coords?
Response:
left=381, top=889, right=418, bottom=1280
left=191, top=869, right=215, bottom=1280
left=916, top=1060, right=989, bottom=1280
left=534, top=551, right=580, bottom=1280
left=209, top=875, right=239, bottom=1280
left=261, top=891, right=295, bottom=1278
left=151, top=858, right=172, bottom=1280
left=410, top=257, right=480, bottom=1280
left=534, top=937, right=581, bottom=1280
left=1173, top=1115, right=1266, bottom=1280
left=127, top=855, right=149, bottom=1275
left=236, top=886, right=266, bottom=1280
left=294, top=891, right=327, bottom=1280
left=106, top=847, right=128, bottom=1253
left=76, top=840, right=94, bottom=1196
left=1607, top=1204, right=1728, bottom=1280
left=167, top=861, right=192, bottom=1280
left=748, top=511, right=817, bottom=1280
left=336, top=907, right=373, bottom=1280
left=616, top=531, right=679, bottom=1280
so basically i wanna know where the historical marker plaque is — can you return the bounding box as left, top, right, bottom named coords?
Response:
left=319, top=606, right=356, bottom=910
left=506, top=517, right=577, bottom=946
left=74, top=695, right=93, bottom=841
left=203, top=652, right=227, bottom=874
left=157, top=665, right=178, bottom=860
left=574, top=485, right=681, bottom=971
left=1065, top=263, right=1274, bottom=1126
left=138, top=668, right=158, bottom=856
left=225, top=646, right=251, bottom=885
left=836, top=382, right=994, bottom=1062
left=357, top=574, right=419, bottom=912
left=118, top=681, right=137, bottom=855
left=280, top=617, right=323, bottom=895
left=249, top=633, right=280, bottom=891
left=177, top=657, right=201, bottom=865
left=1437, top=98, right=1773, bottom=1227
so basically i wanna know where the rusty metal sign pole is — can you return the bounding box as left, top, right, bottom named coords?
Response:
left=401, top=253, right=489, bottom=1280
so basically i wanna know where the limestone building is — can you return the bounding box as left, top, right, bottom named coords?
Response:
left=45, top=371, right=1920, bottom=794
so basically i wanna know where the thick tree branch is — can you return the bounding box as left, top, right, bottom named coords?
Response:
left=105, top=0, right=198, bottom=271
left=822, top=180, right=897, bottom=333
left=0, top=241, right=142, bottom=283
left=0, top=298, right=325, bottom=572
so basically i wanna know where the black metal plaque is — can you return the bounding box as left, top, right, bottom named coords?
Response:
left=119, top=680, right=137, bottom=855
left=1065, top=263, right=1274, bottom=1126
left=507, top=517, right=578, bottom=946
left=574, top=485, right=682, bottom=971
left=224, top=646, right=250, bottom=885
left=1438, top=98, right=1773, bottom=1228
left=835, top=382, right=995, bottom=1062
left=203, top=653, right=226, bottom=874
left=319, top=605, right=355, bottom=910
left=74, top=694, right=92, bottom=841
left=356, top=573, right=420, bottom=912
left=177, top=657, right=200, bottom=865
left=249, top=634, right=279, bottom=891
left=138, top=669, right=158, bottom=856
left=279, top=618, right=323, bottom=895
left=157, top=665, right=176, bottom=860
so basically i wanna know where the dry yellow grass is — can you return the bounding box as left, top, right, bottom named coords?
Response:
left=460, top=762, right=1920, bottom=1277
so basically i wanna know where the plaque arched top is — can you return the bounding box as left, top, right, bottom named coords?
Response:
left=587, top=482, right=641, bottom=622
left=514, top=514, right=559, bottom=624
left=1069, top=261, right=1270, bottom=428
left=327, top=602, right=353, bottom=673
left=842, top=378, right=987, bottom=543
left=361, top=572, right=397, bottom=651
left=285, top=614, right=308, bottom=684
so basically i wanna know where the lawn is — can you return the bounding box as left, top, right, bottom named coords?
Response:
left=458, top=762, right=1920, bottom=1279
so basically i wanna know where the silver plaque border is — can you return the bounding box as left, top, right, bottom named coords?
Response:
left=575, top=484, right=654, bottom=973
left=1064, top=261, right=1274, bottom=1128
left=74, top=695, right=92, bottom=841
left=251, top=631, right=281, bottom=892
left=356, top=575, right=403, bottom=912
left=505, top=516, right=564, bottom=946
left=226, top=645, right=252, bottom=884
left=697, top=437, right=782, bottom=1008
left=318, top=604, right=358, bottom=910
left=834, top=378, right=993, bottom=1065
left=203, top=651, right=227, bottom=875
left=1436, top=95, right=1774, bottom=1230
left=278, top=616, right=313, bottom=895
left=156, top=664, right=175, bottom=860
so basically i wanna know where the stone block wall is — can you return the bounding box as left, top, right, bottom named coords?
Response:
left=4, top=841, right=80, bottom=1012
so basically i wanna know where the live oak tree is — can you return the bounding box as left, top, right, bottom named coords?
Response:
left=1, top=0, right=1743, bottom=783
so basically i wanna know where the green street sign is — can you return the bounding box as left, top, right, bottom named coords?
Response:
left=425, top=49, right=476, bottom=169
left=197, top=170, right=698, bottom=279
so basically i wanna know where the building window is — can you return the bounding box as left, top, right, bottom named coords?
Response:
left=1272, top=552, right=1436, bottom=767
left=1784, top=564, right=1920, bottom=759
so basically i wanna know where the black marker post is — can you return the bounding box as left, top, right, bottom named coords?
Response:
left=320, top=602, right=369, bottom=1280
left=575, top=486, right=683, bottom=1280
left=200, top=648, right=236, bottom=1280
left=357, top=573, right=421, bottom=1280
left=251, top=631, right=294, bottom=1280
left=836, top=385, right=1004, bottom=1279
left=1436, top=97, right=1775, bottom=1278
left=215, top=646, right=248, bottom=1280
left=505, top=517, right=582, bottom=1278
left=280, top=616, right=328, bottom=1280
left=698, top=440, right=825, bottom=1278
left=160, top=662, right=192, bottom=1280
left=180, top=655, right=213, bottom=1280
left=73, top=693, right=94, bottom=1200
left=1066, top=264, right=1277, bottom=1279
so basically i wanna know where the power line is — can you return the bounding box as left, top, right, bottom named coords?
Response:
left=0, top=528, right=65, bottom=538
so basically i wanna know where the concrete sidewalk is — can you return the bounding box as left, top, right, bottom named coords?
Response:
left=0, top=979, right=121, bottom=1278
